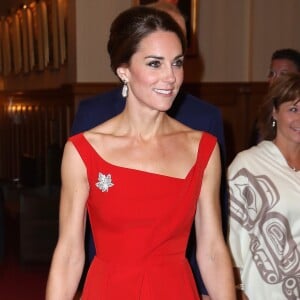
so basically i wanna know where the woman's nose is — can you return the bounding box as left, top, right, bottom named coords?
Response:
left=162, top=66, right=176, bottom=83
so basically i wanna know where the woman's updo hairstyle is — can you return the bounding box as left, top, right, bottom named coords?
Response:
left=107, top=6, right=187, bottom=76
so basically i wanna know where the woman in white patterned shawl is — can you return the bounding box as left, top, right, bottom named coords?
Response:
left=228, top=73, right=300, bottom=300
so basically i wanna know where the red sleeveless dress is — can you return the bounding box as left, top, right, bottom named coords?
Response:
left=69, top=132, right=216, bottom=300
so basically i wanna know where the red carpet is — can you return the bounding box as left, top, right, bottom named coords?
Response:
left=0, top=256, right=49, bottom=300
left=0, top=212, right=49, bottom=300
left=0, top=202, right=82, bottom=300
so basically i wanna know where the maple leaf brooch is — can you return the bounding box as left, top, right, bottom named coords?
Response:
left=95, top=173, right=114, bottom=192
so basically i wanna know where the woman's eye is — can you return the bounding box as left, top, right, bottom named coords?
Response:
left=147, top=60, right=161, bottom=68
left=290, top=106, right=298, bottom=112
left=173, top=59, right=184, bottom=67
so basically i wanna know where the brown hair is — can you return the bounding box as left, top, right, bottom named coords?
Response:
left=107, top=6, right=186, bottom=76
left=258, top=73, right=300, bottom=140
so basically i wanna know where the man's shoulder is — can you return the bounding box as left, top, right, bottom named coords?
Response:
left=169, top=91, right=223, bottom=133
left=71, top=88, right=124, bottom=135
left=170, top=91, right=221, bottom=121
left=78, top=88, right=122, bottom=109
left=181, top=92, right=220, bottom=114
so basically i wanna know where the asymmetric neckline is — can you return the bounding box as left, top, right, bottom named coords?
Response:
left=79, top=132, right=206, bottom=181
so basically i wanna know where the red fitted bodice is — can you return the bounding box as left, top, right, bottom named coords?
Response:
left=69, top=132, right=216, bottom=300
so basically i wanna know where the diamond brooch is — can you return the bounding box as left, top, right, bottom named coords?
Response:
left=96, top=173, right=114, bottom=192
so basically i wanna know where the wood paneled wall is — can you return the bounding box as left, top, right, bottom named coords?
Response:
left=183, top=82, right=268, bottom=163
left=0, top=82, right=268, bottom=184
left=0, top=88, right=74, bottom=183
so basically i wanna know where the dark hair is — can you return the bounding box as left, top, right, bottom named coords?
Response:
left=258, top=73, right=300, bottom=140
left=107, top=6, right=187, bottom=75
left=271, top=48, right=300, bottom=72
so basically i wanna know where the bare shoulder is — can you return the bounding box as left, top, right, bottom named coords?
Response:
left=63, top=139, right=80, bottom=157
left=170, top=116, right=201, bottom=133
left=172, top=118, right=203, bottom=140
left=186, top=129, right=203, bottom=152
left=168, top=118, right=204, bottom=156
left=62, top=140, right=86, bottom=167
left=82, top=117, right=116, bottom=144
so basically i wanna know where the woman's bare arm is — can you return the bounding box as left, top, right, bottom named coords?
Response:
left=195, top=144, right=236, bottom=300
left=46, top=141, right=89, bottom=300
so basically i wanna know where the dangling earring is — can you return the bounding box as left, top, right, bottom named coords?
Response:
left=122, top=81, right=128, bottom=98
left=272, top=119, right=276, bottom=128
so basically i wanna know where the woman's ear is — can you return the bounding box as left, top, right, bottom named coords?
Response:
left=116, top=66, right=129, bottom=83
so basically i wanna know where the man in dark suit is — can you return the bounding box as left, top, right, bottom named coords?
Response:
left=71, top=87, right=228, bottom=299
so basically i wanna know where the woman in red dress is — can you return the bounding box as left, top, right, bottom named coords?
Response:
left=46, top=6, right=235, bottom=300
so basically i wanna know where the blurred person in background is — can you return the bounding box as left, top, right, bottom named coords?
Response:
left=249, top=48, right=300, bottom=146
